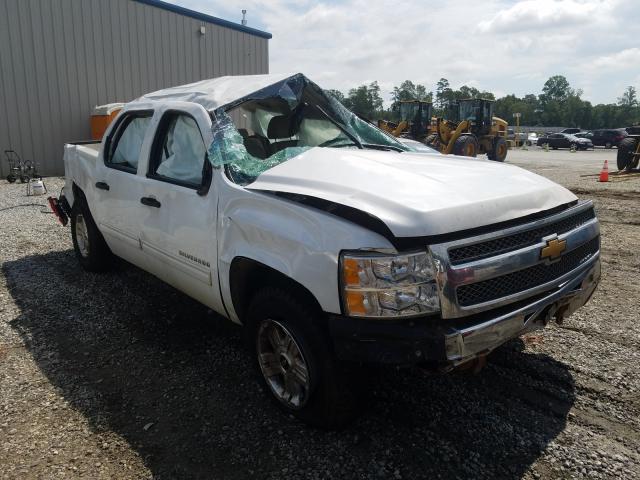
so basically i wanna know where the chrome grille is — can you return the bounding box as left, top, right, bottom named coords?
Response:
left=456, top=236, right=600, bottom=307
left=449, top=207, right=596, bottom=265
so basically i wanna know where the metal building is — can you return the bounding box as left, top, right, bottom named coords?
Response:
left=0, top=0, right=271, bottom=176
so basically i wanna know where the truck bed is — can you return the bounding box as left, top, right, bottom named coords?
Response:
left=63, top=141, right=101, bottom=208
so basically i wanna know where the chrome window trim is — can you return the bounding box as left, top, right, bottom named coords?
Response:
left=429, top=200, right=600, bottom=319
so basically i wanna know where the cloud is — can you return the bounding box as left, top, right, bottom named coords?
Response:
left=477, top=0, right=599, bottom=33
left=168, top=0, right=640, bottom=105
left=591, top=48, right=640, bottom=69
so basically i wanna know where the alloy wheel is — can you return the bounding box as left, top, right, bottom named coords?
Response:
left=257, top=319, right=310, bottom=409
left=75, top=214, right=90, bottom=258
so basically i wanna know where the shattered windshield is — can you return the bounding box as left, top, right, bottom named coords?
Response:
left=207, top=74, right=409, bottom=185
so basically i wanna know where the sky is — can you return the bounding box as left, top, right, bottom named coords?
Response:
left=166, top=0, right=640, bottom=106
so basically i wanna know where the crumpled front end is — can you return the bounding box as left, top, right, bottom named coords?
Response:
left=329, top=200, right=601, bottom=367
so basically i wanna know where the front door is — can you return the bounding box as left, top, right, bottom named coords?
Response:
left=137, top=103, right=224, bottom=313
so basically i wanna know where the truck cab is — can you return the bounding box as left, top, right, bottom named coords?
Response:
left=56, top=73, right=601, bottom=428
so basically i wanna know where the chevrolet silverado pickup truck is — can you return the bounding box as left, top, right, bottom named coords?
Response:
left=52, top=73, right=601, bottom=428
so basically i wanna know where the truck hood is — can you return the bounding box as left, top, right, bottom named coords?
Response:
left=247, top=148, right=577, bottom=239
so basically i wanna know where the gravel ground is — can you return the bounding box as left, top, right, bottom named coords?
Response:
left=1, top=163, right=639, bottom=479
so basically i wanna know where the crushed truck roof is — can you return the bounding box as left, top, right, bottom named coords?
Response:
left=135, top=73, right=296, bottom=111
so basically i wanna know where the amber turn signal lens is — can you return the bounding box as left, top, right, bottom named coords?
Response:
left=345, top=290, right=366, bottom=315
left=342, top=257, right=361, bottom=286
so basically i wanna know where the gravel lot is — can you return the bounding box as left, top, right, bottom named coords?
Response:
left=1, top=150, right=639, bottom=479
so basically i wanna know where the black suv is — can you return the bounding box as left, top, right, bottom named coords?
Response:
left=589, top=129, right=627, bottom=148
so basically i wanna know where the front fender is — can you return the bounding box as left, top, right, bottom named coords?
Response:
left=218, top=187, right=393, bottom=323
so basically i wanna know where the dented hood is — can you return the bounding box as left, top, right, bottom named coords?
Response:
left=247, top=148, right=577, bottom=238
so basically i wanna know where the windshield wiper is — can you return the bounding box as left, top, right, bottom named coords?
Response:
left=361, top=143, right=404, bottom=152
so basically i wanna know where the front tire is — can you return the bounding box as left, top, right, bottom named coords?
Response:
left=487, top=137, right=507, bottom=162
left=605, top=141, right=612, bottom=149
left=247, top=286, right=360, bottom=429
left=452, top=135, right=479, bottom=157
left=70, top=198, right=112, bottom=272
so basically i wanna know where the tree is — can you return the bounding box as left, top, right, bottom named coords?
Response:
left=435, top=78, right=453, bottom=110
left=345, top=81, right=384, bottom=119
left=391, top=80, right=432, bottom=102
left=618, top=86, right=638, bottom=107
left=541, top=75, right=573, bottom=103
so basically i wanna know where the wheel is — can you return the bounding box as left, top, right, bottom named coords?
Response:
left=617, top=137, right=639, bottom=171
left=70, top=198, right=112, bottom=272
left=247, top=286, right=361, bottom=429
left=487, top=137, right=507, bottom=162
left=605, top=141, right=612, bottom=149
left=452, top=135, right=479, bottom=157
left=20, top=175, right=29, bottom=183
left=6, top=174, right=17, bottom=183
left=424, top=133, right=440, bottom=149
left=552, top=146, right=558, bottom=150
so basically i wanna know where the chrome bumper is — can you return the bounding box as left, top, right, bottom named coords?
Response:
left=444, top=256, right=600, bottom=363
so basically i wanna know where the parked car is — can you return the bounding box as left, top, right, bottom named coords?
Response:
left=560, top=128, right=582, bottom=135
left=574, top=131, right=592, bottom=139
left=527, top=132, right=538, bottom=146
left=537, top=132, right=593, bottom=150
left=625, top=126, right=640, bottom=135
left=590, top=129, right=627, bottom=148
left=50, top=73, right=601, bottom=428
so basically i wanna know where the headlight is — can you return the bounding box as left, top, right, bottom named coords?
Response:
left=340, top=251, right=440, bottom=318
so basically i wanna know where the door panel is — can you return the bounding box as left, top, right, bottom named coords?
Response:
left=93, top=111, right=154, bottom=267
left=138, top=104, right=224, bottom=314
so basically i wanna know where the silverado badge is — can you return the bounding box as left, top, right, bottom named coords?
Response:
left=540, top=237, right=566, bottom=261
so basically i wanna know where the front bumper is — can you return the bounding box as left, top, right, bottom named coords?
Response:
left=329, top=257, right=600, bottom=366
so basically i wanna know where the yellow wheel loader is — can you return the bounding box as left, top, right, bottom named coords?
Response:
left=378, top=100, right=433, bottom=140
left=427, top=98, right=509, bottom=162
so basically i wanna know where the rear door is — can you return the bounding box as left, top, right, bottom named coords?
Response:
left=93, top=110, right=154, bottom=265
left=137, top=103, right=224, bottom=312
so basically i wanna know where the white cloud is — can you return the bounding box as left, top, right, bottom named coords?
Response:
left=168, top=0, right=640, bottom=105
left=477, top=0, right=599, bottom=33
left=591, top=48, right=640, bottom=69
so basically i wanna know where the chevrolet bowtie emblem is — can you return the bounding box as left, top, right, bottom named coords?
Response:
left=540, top=237, right=566, bottom=261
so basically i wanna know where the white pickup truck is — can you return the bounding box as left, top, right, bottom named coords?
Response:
left=52, top=73, right=601, bottom=428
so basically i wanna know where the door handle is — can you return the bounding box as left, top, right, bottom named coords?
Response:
left=95, top=181, right=110, bottom=191
left=140, top=197, right=161, bottom=208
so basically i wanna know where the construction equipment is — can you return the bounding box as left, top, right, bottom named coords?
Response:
left=427, top=99, right=509, bottom=162
left=378, top=100, right=433, bottom=140
left=617, top=135, right=640, bottom=171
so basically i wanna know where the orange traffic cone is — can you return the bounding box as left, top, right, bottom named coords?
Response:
left=599, top=160, right=609, bottom=182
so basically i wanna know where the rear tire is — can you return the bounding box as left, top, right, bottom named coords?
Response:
left=617, top=137, right=639, bottom=171
left=605, top=141, right=612, bottom=149
left=70, top=198, right=112, bottom=272
left=452, top=135, right=479, bottom=157
left=424, top=133, right=440, bottom=150
left=6, top=174, right=17, bottom=183
left=487, top=137, right=507, bottom=162
left=246, top=286, right=361, bottom=429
